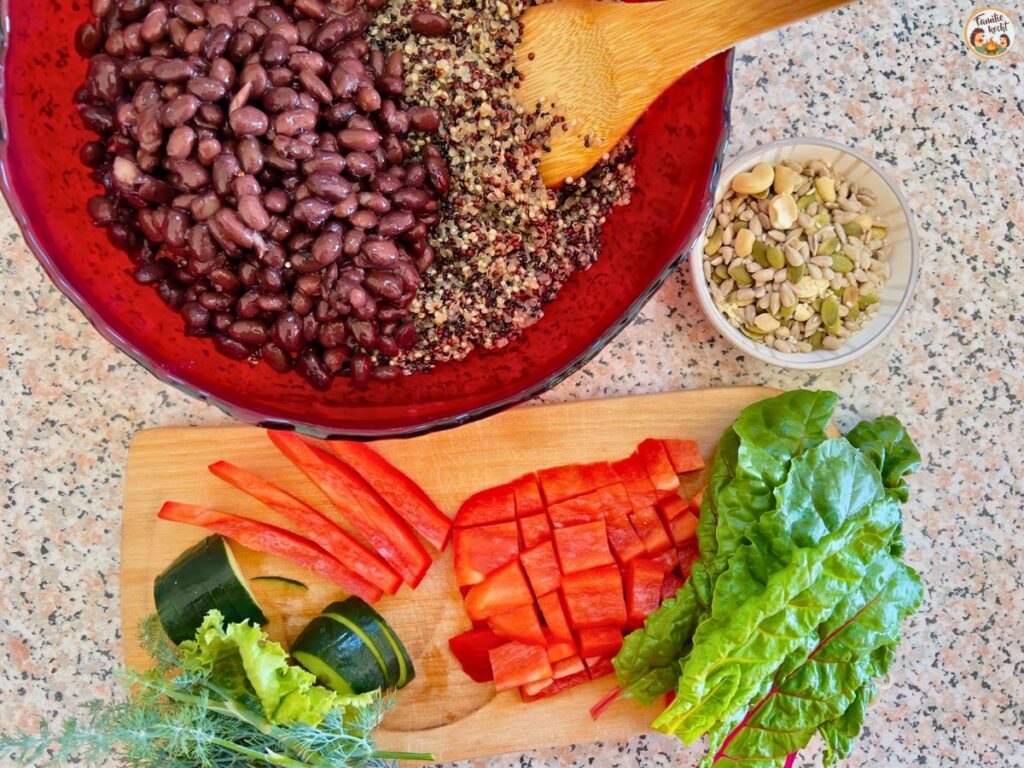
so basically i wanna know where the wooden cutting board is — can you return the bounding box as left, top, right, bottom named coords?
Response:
left=121, top=386, right=779, bottom=763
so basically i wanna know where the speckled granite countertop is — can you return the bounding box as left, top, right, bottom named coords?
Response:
left=1, top=0, right=1022, bottom=765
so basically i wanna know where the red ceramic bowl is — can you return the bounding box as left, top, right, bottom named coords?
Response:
left=0, top=1, right=732, bottom=438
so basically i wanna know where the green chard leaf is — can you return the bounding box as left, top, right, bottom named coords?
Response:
left=846, top=416, right=922, bottom=503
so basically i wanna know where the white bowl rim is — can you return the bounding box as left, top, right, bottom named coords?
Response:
left=689, top=137, right=920, bottom=371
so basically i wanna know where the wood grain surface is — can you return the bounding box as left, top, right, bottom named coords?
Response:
left=121, top=386, right=779, bottom=763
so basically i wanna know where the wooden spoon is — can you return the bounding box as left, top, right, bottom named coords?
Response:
left=515, top=0, right=853, bottom=187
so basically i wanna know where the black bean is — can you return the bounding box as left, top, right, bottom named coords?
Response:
left=199, top=291, right=235, bottom=311
left=391, top=186, right=432, bottom=212
left=263, top=188, right=291, bottom=213
left=295, top=348, right=331, bottom=389
left=345, top=151, right=375, bottom=177
left=360, top=238, right=398, bottom=267
left=214, top=334, right=251, bottom=360
left=203, top=24, right=233, bottom=60
left=407, top=106, right=441, bottom=133
left=377, top=210, right=415, bottom=237
left=228, top=319, right=268, bottom=345
left=342, top=227, right=364, bottom=256
left=228, top=105, right=269, bottom=136
left=76, top=22, right=104, bottom=57
left=364, top=270, right=403, bottom=301
left=292, top=196, right=333, bottom=228
left=338, top=128, right=381, bottom=151
left=197, top=137, right=223, bottom=165
left=187, top=76, right=227, bottom=102
left=262, top=341, right=293, bottom=372
left=349, top=209, right=377, bottom=229
left=410, top=11, right=451, bottom=36
left=274, top=107, right=316, bottom=135
left=236, top=136, right=265, bottom=173
left=359, top=191, right=390, bottom=214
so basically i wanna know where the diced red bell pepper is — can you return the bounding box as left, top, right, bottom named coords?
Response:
left=562, top=564, right=627, bottom=629
left=595, top=482, right=632, bottom=518
left=512, top=473, right=545, bottom=518
left=453, top=521, right=519, bottom=588
left=455, top=482, right=517, bottom=527
left=661, top=438, right=706, bottom=474
left=690, top=487, right=706, bottom=514
left=657, top=495, right=690, bottom=524
left=157, top=502, right=382, bottom=603
left=576, top=627, right=623, bottom=658
left=579, top=461, right=618, bottom=489
left=464, top=558, right=533, bottom=621
left=605, top=513, right=646, bottom=565
left=629, top=507, right=672, bottom=556
left=489, top=603, right=546, bottom=646
left=537, top=464, right=590, bottom=505
left=678, top=538, right=701, bottom=579
left=449, top=628, right=506, bottom=683
left=520, top=540, right=561, bottom=597
left=327, top=441, right=453, bottom=552
left=208, top=461, right=402, bottom=595
left=637, top=438, right=680, bottom=499
left=545, top=634, right=577, bottom=663
left=518, top=513, right=552, bottom=548
left=552, top=655, right=585, bottom=679
left=268, top=431, right=431, bottom=587
left=649, top=547, right=679, bottom=574
left=553, top=521, right=615, bottom=574
left=521, top=677, right=555, bottom=697
left=519, top=669, right=590, bottom=702
left=611, top=453, right=660, bottom=513
left=490, top=642, right=552, bottom=692
left=625, top=558, right=665, bottom=628
left=547, top=491, right=605, bottom=528
left=537, top=591, right=572, bottom=642
left=669, top=511, right=699, bottom=545
left=661, top=571, right=685, bottom=602
left=584, top=656, right=615, bottom=680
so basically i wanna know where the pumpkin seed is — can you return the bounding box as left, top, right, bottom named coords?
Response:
left=787, top=264, right=805, bottom=284
left=808, top=330, right=826, bottom=349
left=728, top=263, right=753, bottom=286
left=766, top=245, right=785, bottom=270
left=858, top=293, right=879, bottom=309
left=797, top=193, right=816, bottom=211
left=714, top=264, right=728, bottom=281
left=704, top=227, right=723, bottom=256
left=818, top=237, right=840, bottom=255
left=831, top=253, right=854, bottom=273
left=751, top=239, right=770, bottom=268
left=870, top=226, right=887, bottom=240
left=842, top=222, right=864, bottom=237
left=847, top=304, right=860, bottom=321
left=821, top=295, right=841, bottom=332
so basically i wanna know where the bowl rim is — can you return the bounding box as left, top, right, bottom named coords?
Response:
left=0, top=9, right=733, bottom=437
left=688, top=136, right=919, bottom=371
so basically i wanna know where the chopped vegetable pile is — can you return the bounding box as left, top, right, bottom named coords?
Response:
left=449, top=438, right=707, bottom=700
left=608, top=390, right=924, bottom=766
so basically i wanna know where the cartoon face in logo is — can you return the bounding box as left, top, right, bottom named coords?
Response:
left=964, top=7, right=1016, bottom=58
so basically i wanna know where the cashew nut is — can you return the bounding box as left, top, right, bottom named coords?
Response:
left=731, top=163, right=775, bottom=196
left=814, top=176, right=836, bottom=203
left=733, top=228, right=755, bottom=258
left=768, top=193, right=798, bottom=230
left=772, top=165, right=802, bottom=195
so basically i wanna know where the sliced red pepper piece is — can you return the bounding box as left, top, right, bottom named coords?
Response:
left=449, top=628, right=506, bottom=683
left=268, top=431, right=431, bottom=587
left=519, top=540, right=561, bottom=597
left=625, top=558, right=666, bottom=628
left=464, top=558, right=533, bottom=621
left=547, top=491, right=605, bottom=528
left=455, top=482, right=517, bottom=527
left=562, top=564, right=627, bottom=629
left=637, top=438, right=680, bottom=499
left=579, top=461, right=618, bottom=489
left=611, top=453, right=660, bottom=513
left=453, top=521, right=519, bottom=588
left=605, top=512, right=646, bottom=565
left=512, top=473, right=545, bottom=518
left=489, top=603, right=546, bottom=646
left=690, top=487, right=706, bottom=514
left=157, top=501, right=382, bottom=603
left=657, top=495, right=690, bottom=524
left=536, top=464, right=589, bottom=505
left=552, top=655, right=585, bottom=679
left=576, top=627, right=624, bottom=658
left=661, top=571, right=685, bottom=602
left=490, top=642, right=552, bottom=692
left=678, top=538, right=701, bottom=580
left=649, top=546, right=679, bottom=574
left=519, top=669, right=590, bottom=702
left=327, top=441, right=452, bottom=551
left=661, top=438, right=706, bottom=473
left=208, top=461, right=402, bottom=596
left=518, top=512, right=552, bottom=548
left=553, top=520, right=615, bottom=574
left=629, top=507, right=672, bottom=556
left=669, top=511, right=699, bottom=545
left=595, top=482, right=632, bottom=518
left=537, top=591, right=573, bottom=642
left=521, top=677, right=555, bottom=697
left=545, top=632, right=577, bottom=664
left=584, top=656, right=615, bottom=680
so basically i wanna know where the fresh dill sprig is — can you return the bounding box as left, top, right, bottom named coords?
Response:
left=0, top=615, right=433, bottom=767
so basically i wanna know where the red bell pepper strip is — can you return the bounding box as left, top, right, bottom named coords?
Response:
left=678, top=538, right=701, bottom=579
left=518, top=512, right=552, bottom=548
left=521, top=677, right=555, bottom=697
left=489, top=603, right=546, bottom=646
left=268, top=431, right=431, bottom=587
left=455, top=482, right=517, bottom=527
left=520, top=540, right=561, bottom=597
left=537, top=464, right=596, bottom=505
left=464, top=558, right=533, bottom=621
left=511, top=473, right=545, bottom=517
left=519, top=669, right=590, bottom=702
left=208, top=461, right=402, bottom=596
left=637, top=438, right=680, bottom=499
left=629, top=507, right=672, bottom=556
left=544, top=632, right=577, bottom=664
left=326, top=441, right=452, bottom=551
left=537, top=591, right=573, bottom=642
left=649, top=546, right=680, bottom=574
left=547, top=491, right=606, bottom=528
left=157, top=501, right=382, bottom=603
left=453, top=521, right=519, bottom=588
left=605, top=513, right=646, bottom=565
left=625, top=558, right=666, bottom=628
left=661, top=571, right=685, bottom=602
left=561, top=564, right=627, bottom=629
left=490, top=642, right=552, bottom=692
left=576, top=627, right=624, bottom=658
left=610, top=453, right=659, bottom=513
left=449, top=628, right=506, bottom=683
left=552, top=655, right=585, bottom=679
left=553, top=520, right=615, bottom=574
left=661, top=438, right=706, bottom=473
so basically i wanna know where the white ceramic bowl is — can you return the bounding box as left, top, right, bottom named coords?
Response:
left=689, top=138, right=918, bottom=370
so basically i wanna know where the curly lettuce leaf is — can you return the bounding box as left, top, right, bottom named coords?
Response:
left=846, top=416, right=922, bottom=503
left=653, top=497, right=901, bottom=742
left=180, top=611, right=364, bottom=727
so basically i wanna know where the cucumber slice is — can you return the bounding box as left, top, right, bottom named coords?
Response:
left=323, top=598, right=413, bottom=690
left=154, top=535, right=268, bottom=645
left=251, top=576, right=309, bottom=590
left=292, top=616, right=387, bottom=695
left=375, top=615, right=416, bottom=689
